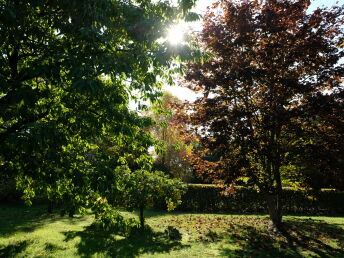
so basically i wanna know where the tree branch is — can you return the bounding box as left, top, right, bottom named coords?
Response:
left=0, top=110, right=50, bottom=140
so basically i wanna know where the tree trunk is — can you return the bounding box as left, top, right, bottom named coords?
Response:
left=68, top=206, right=75, bottom=218
left=266, top=193, right=282, bottom=230
left=139, top=206, right=145, bottom=230
left=47, top=201, right=53, bottom=213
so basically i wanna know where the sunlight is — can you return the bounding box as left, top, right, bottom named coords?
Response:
left=167, top=23, right=185, bottom=45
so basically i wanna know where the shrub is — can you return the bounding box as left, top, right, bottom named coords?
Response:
left=164, top=226, right=182, bottom=240
left=172, top=184, right=344, bottom=215
left=92, top=208, right=140, bottom=236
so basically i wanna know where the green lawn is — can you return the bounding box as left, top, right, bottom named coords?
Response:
left=0, top=205, right=343, bottom=257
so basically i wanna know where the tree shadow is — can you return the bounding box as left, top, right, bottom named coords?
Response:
left=44, top=242, right=66, bottom=252
left=220, top=224, right=300, bottom=257
left=63, top=225, right=189, bottom=257
left=0, top=204, right=88, bottom=238
left=282, top=218, right=344, bottom=256
left=0, top=204, right=51, bottom=237
left=0, top=240, right=30, bottom=257
left=220, top=218, right=344, bottom=257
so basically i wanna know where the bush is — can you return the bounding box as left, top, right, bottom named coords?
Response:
left=172, top=184, right=344, bottom=215
left=164, top=226, right=182, bottom=240
left=92, top=208, right=140, bottom=236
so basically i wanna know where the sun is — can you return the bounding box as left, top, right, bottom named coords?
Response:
left=167, top=23, right=185, bottom=45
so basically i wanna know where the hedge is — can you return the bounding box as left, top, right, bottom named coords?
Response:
left=166, top=184, right=344, bottom=215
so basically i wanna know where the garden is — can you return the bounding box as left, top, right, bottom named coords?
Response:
left=1, top=0, right=344, bottom=257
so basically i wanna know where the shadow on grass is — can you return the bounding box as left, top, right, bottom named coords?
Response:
left=45, top=242, right=66, bottom=252
left=220, top=218, right=344, bottom=257
left=63, top=225, right=189, bottom=258
left=0, top=240, right=30, bottom=257
left=284, top=218, right=344, bottom=255
left=0, top=204, right=88, bottom=238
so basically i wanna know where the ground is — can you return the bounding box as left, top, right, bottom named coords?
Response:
left=0, top=204, right=343, bottom=257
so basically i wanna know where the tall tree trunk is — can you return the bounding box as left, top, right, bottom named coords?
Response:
left=266, top=193, right=282, bottom=229
left=270, top=156, right=283, bottom=229
left=139, top=206, right=145, bottom=230
left=266, top=126, right=283, bottom=230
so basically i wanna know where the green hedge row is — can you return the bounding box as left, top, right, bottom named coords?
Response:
left=170, top=184, right=344, bottom=215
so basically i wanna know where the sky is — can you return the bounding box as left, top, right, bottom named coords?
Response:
left=194, top=0, right=344, bottom=12
left=163, top=0, right=344, bottom=102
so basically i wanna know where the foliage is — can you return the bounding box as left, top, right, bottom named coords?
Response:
left=91, top=208, right=140, bottom=236
left=172, top=184, right=344, bottom=215
left=0, top=0, right=197, bottom=215
left=147, top=92, right=195, bottom=182
left=118, top=168, right=186, bottom=228
left=281, top=91, right=344, bottom=190
left=182, top=0, right=344, bottom=227
left=120, top=170, right=186, bottom=211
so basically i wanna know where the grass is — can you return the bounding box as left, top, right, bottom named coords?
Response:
left=0, top=204, right=343, bottom=257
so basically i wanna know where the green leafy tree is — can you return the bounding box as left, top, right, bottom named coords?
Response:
left=120, top=168, right=186, bottom=229
left=184, top=0, right=344, bottom=228
left=0, top=0, right=197, bottom=211
left=87, top=130, right=186, bottom=230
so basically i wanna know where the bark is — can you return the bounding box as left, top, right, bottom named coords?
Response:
left=139, top=206, right=145, bottom=230
left=47, top=201, right=53, bottom=213
left=266, top=193, right=282, bottom=229
left=68, top=206, right=75, bottom=218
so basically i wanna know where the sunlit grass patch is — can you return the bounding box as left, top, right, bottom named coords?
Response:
left=0, top=205, right=343, bottom=257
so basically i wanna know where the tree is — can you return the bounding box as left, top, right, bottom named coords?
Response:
left=83, top=127, right=186, bottom=229
left=147, top=92, right=195, bottom=182
left=0, top=0, right=198, bottom=212
left=119, top=169, right=186, bottom=229
left=184, top=0, right=344, bottom=228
